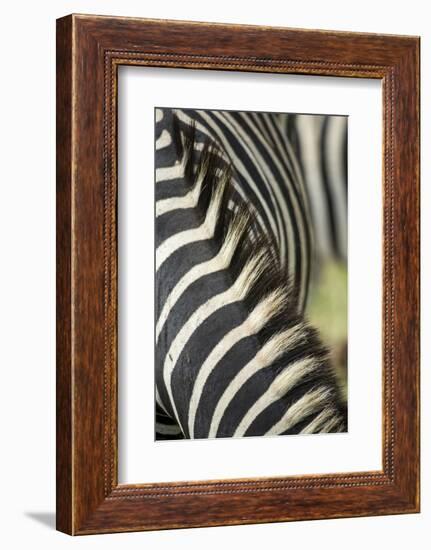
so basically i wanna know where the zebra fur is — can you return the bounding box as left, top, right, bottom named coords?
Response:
left=281, top=113, right=348, bottom=264
left=155, top=110, right=346, bottom=439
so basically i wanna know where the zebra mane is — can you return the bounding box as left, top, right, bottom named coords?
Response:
left=156, top=113, right=347, bottom=437
left=170, top=115, right=291, bottom=312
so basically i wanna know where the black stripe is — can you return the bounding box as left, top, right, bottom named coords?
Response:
left=231, top=112, right=304, bottom=291
left=186, top=108, right=282, bottom=252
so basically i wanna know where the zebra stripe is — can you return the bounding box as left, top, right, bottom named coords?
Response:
left=172, top=111, right=284, bottom=271
left=207, top=326, right=307, bottom=438
left=187, top=289, right=285, bottom=438
left=281, top=113, right=347, bottom=263
left=154, top=108, right=346, bottom=440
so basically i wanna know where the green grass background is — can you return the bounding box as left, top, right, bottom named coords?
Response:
left=306, top=261, right=348, bottom=404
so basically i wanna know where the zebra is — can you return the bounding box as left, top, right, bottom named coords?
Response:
left=280, top=113, right=348, bottom=264
left=155, top=107, right=347, bottom=440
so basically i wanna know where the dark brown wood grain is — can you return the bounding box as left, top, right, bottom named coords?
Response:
left=56, top=14, right=420, bottom=535
left=56, top=16, right=73, bottom=535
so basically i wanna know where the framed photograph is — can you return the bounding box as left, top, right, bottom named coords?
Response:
left=56, top=14, right=420, bottom=534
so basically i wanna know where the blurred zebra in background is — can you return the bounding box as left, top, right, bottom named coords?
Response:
left=154, top=107, right=347, bottom=440
left=280, top=114, right=347, bottom=264
left=280, top=114, right=348, bottom=402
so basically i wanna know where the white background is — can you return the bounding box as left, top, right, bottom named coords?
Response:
left=118, top=68, right=382, bottom=482
left=0, top=1, right=427, bottom=548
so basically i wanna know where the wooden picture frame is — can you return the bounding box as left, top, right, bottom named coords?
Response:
left=56, top=14, right=420, bottom=535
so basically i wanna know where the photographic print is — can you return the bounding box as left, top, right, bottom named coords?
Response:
left=155, top=108, right=348, bottom=440
left=56, top=15, right=420, bottom=533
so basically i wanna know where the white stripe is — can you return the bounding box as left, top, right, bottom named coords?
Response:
left=233, top=355, right=318, bottom=437
left=155, top=169, right=204, bottom=217
left=155, top=108, right=164, bottom=123
left=173, top=109, right=280, bottom=251
left=265, top=387, right=332, bottom=436
left=319, top=414, right=343, bottom=433
left=325, top=117, right=348, bottom=258
left=188, top=289, right=286, bottom=438
left=156, top=160, right=185, bottom=183
left=250, top=111, right=273, bottom=148
left=208, top=326, right=306, bottom=438
left=155, top=171, right=227, bottom=272
left=156, top=209, right=249, bottom=341
left=300, top=406, right=335, bottom=434
left=155, top=129, right=172, bottom=150
left=162, top=252, right=267, bottom=428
